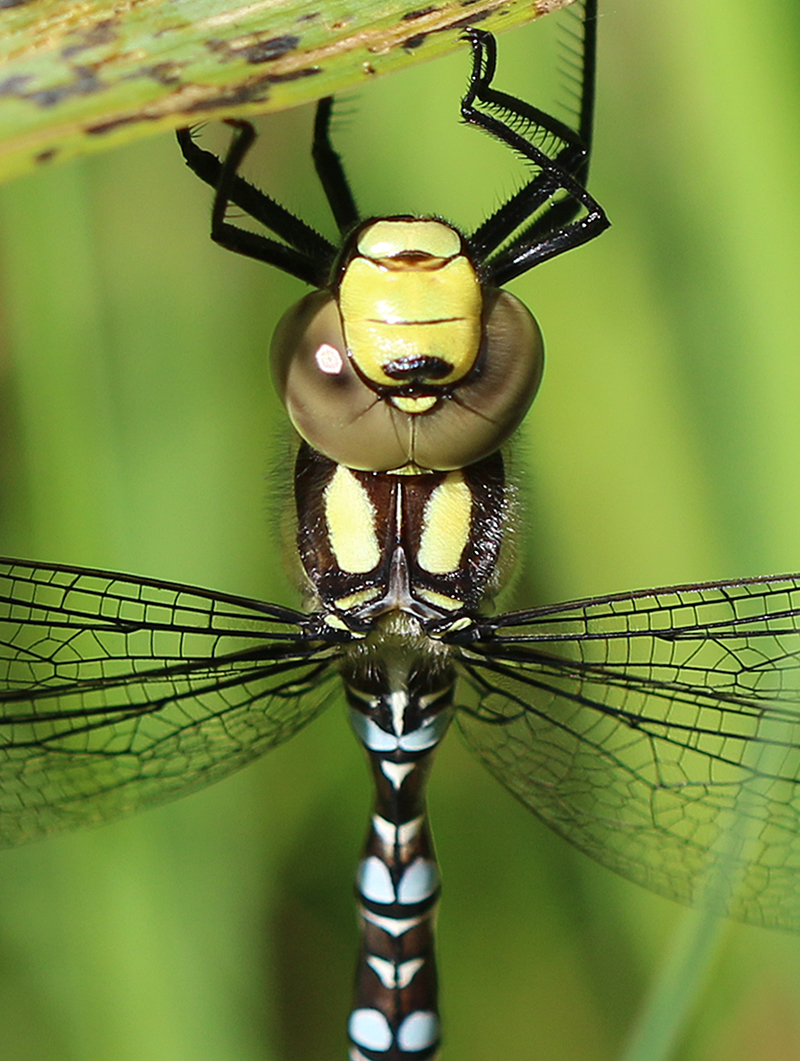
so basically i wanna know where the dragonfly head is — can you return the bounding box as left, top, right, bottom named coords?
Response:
left=271, top=217, right=544, bottom=472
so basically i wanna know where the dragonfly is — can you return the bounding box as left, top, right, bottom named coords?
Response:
left=3, top=2, right=800, bottom=1058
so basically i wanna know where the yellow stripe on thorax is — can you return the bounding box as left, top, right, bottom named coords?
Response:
left=324, top=466, right=381, bottom=573
left=417, top=472, right=472, bottom=574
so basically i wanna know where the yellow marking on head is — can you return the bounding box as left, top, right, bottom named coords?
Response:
left=392, top=463, right=434, bottom=477
left=391, top=395, right=438, bottom=413
left=339, top=256, right=482, bottom=387
left=357, top=219, right=461, bottom=260
left=324, top=466, right=381, bottom=573
left=417, top=472, right=472, bottom=574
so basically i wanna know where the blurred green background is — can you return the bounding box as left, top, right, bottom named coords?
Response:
left=1, top=1, right=800, bottom=1058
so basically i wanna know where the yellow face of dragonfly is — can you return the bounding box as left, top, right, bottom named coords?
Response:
left=271, top=217, right=544, bottom=473
left=338, top=218, right=483, bottom=404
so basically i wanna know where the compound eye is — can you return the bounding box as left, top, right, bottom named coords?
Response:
left=271, top=290, right=416, bottom=471
left=408, top=289, right=544, bottom=470
left=271, top=288, right=543, bottom=472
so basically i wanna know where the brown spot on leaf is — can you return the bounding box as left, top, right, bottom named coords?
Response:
left=240, top=36, right=301, bottom=63
left=28, top=66, right=103, bottom=108
left=61, top=18, right=119, bottom=59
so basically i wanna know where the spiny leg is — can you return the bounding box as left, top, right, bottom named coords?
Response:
left=313, top=98, right=360, bottom=239
left=177, top=121, right=336, bottom=285
left=564, top=0, right=599, bottom=180
left=462, top=25, right=606, bottom=272
left=471, top=0, right=599, bottom=262
left=485, top=0, right=600, bottom=263
left=487, top=0, right=600, bottom=257
left=462, top=10, right=608, bottom=284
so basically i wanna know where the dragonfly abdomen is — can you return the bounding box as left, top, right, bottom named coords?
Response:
left=345, top=646, right=453, bottom=1061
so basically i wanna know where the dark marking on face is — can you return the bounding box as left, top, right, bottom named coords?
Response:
left=403, top=33, right=427, bottom=50
left=383, top=356, right=454, bottom=381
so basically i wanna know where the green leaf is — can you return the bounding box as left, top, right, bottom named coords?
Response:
left=0, top=0, right=573, bottom=184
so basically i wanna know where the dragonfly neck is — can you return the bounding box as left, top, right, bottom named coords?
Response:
left=345, top=656, right=453, bottom=1061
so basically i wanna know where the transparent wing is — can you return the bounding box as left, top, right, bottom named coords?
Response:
left=452, top=574, right=800, bottom=930
left=0, top=558, right=344, bottom=846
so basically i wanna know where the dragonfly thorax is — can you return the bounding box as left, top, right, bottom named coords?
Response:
left=271, top=217, right=544, bottom=472
left=294, top=443, right=510, bottom=634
